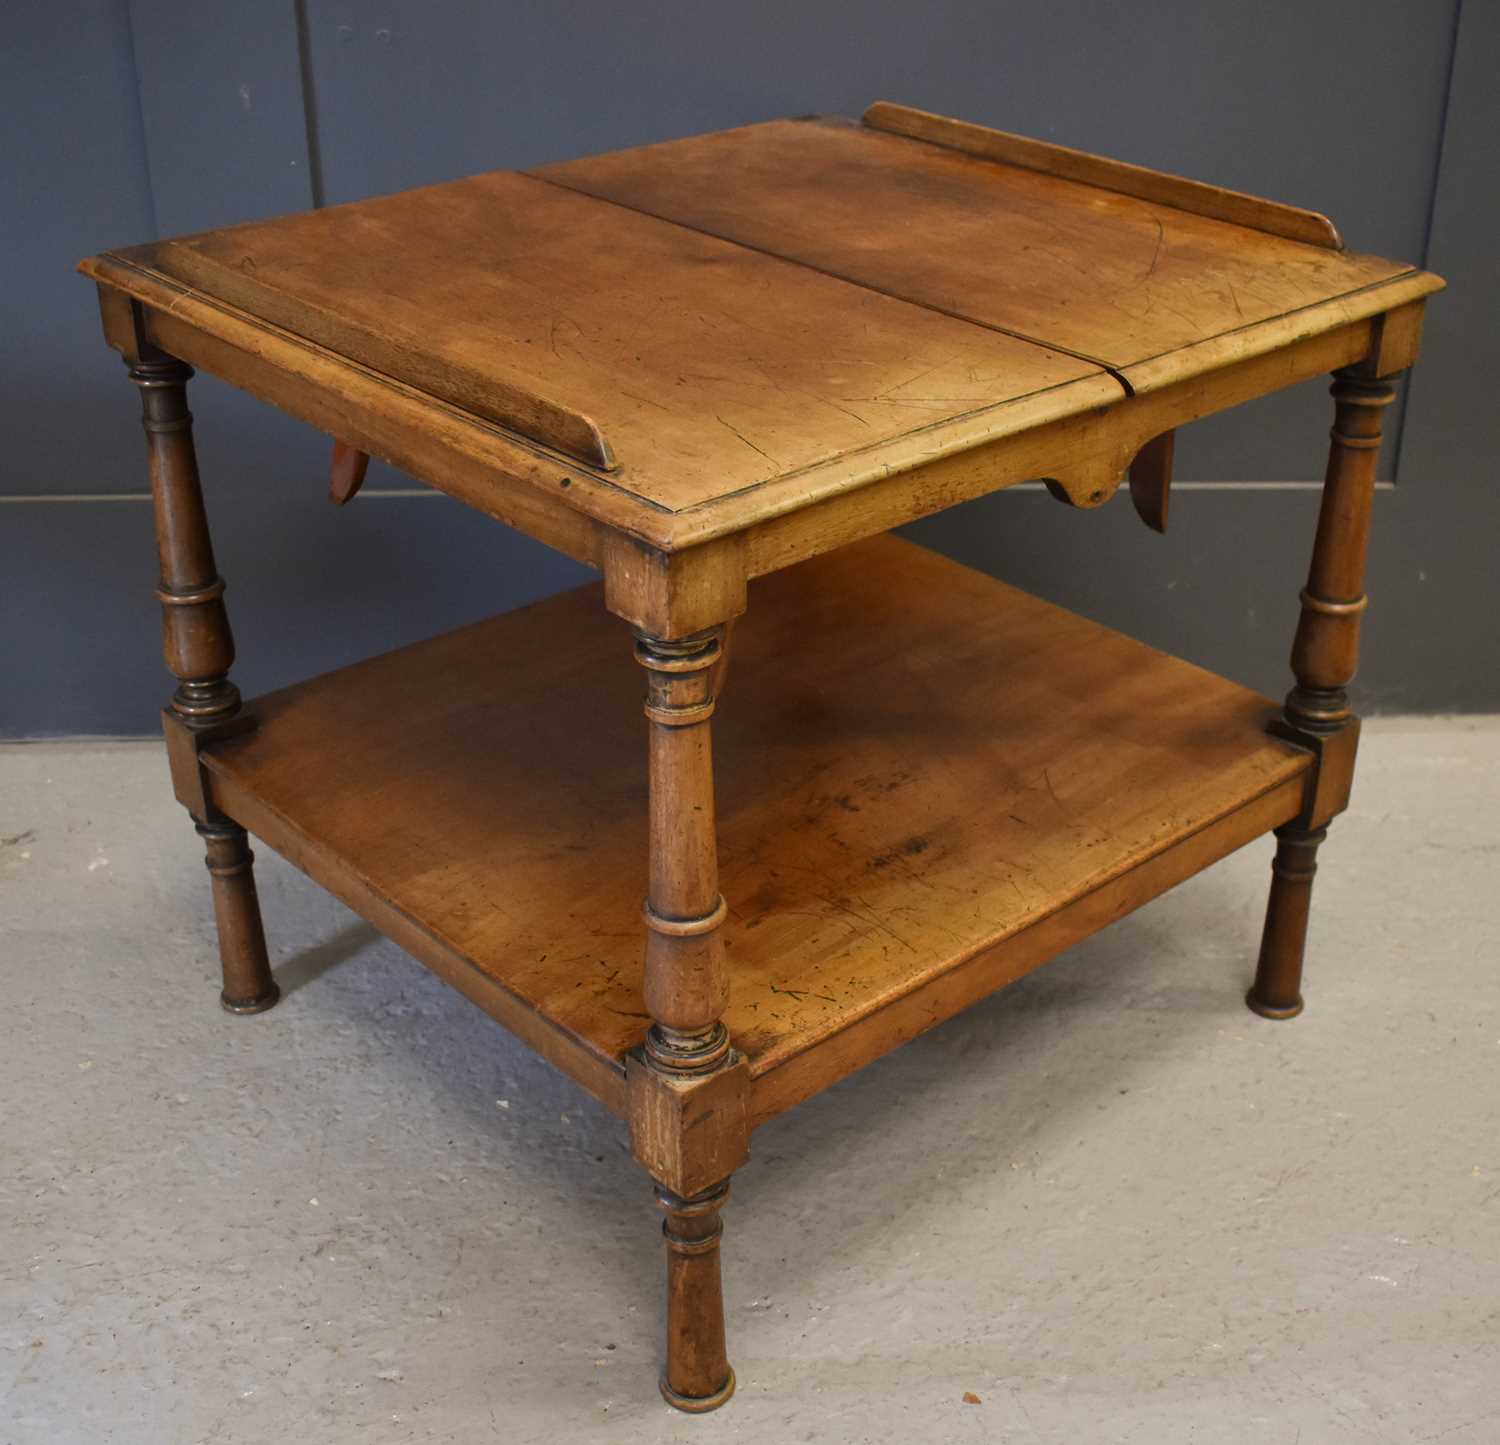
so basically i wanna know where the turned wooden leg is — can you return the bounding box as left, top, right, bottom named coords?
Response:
left=1248, top=367, right=1395, bottom=1019
left=627, top=626, right=745, bottom=1412
left=197, top=820, right=277, bottom=1013
left=130, top=352, right=278, bottom=1015
left=1248, top=826, right=1325, bottom=1018
left=657, top=1181, right=734, bottom=1412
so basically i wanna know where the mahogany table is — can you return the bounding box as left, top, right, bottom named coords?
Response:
left=82, top=103, right=1443, bottom=1412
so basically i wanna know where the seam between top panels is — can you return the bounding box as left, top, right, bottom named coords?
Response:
left=515, top=170, right=1137, bottom=399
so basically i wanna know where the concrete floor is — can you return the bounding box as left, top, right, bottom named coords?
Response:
left=3, top=720, right=1498, bottom=1444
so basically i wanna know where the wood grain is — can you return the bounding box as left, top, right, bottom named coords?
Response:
left=199, top=537, right=1311, bottom=1111
left=115, top=170, right=1099, bottom=509
left=706, top=311, right=1394, bottom=571
left=535, top=116, right=1422, bottom=374
left=750, top=774, right=1304, bottom=1126
left=86, top=256, right=1126, bottom=560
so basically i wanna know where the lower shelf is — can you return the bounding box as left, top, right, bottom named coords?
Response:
left=203, top=536, right=1311, bottom=1125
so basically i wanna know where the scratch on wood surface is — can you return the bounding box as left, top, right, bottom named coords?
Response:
left=768, top=982, right=838, bottom=1006
left=620, top=388, right=673, bottom=413
left=877, top=360, right=949, bottom=398
left=813, top=889, right=919, bottom=953
left=1041, top=767, right=1065, bottom=811
left=1145, top=216, right=1165, bottom=279
left=716, top=415, right=781, bottom=466
left=745, top=361, right=873, bottom=427
left=813, top=394, right=872, bottom=426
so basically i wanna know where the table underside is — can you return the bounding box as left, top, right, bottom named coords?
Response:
left=200, top=536, right=1312, bottom=1127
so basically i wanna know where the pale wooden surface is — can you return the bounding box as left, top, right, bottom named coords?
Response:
left=536, top=116, right=1416, bottom=375
left=201, top=538, right=1311, bottom=1110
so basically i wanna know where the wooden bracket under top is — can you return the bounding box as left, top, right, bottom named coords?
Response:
left=329, top=438, right=370, bottom=504
left=1128, top=430, right=1175, bottom=533
left=862, top=102, right=1344, bottom=250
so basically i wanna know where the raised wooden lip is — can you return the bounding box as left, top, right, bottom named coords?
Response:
left=863, top=101, right=1346, bottom=250
left=78, top=250, right=649, bottom=550
left=77, top=248, right=1123, bottom=544
left=91, top=242, right=619, bottom=474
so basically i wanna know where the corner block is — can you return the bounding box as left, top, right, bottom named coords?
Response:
left=602, top=534, right=747, bottom=641
left=627, top=1051, right=750, bottom=1199
left=161, top=706, right=256, bottom=818
left=1269, top=712, right=1361, bottom=832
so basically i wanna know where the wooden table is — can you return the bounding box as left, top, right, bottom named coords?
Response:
left=82, top=103, right=1442, bottom=1412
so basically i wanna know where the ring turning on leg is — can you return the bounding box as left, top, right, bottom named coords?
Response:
left=198, top=820, right=279, bottom=1014
left=630, top=624, right=746, bottom=1410
left=1247, top=825, right=1325, bottom=1019
left=657, top=1182, right=736, bottom=1411
left=1250, top=367, right=1394, bottom=1019
left=129, top=351, right=276, bottom=1014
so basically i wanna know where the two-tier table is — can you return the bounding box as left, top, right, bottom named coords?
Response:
left=82, top=103, right=1443, bottom=1411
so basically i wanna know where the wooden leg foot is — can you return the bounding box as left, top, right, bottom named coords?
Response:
left=1246, top=825, right=1325, bottom=1020
left=198, top=819, right=279, bottom=1014
left=1244, top=991, right=1305, bottom=1022
left=221, top=987, right=280, bottom=1017
left=657, top=1180, right=735, bottom=1413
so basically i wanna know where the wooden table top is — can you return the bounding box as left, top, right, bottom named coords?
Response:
left=83, top=102, right=1440, bottom=555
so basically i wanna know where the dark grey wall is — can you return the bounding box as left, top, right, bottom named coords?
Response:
left=3, top=0, right=1491, bottom=735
